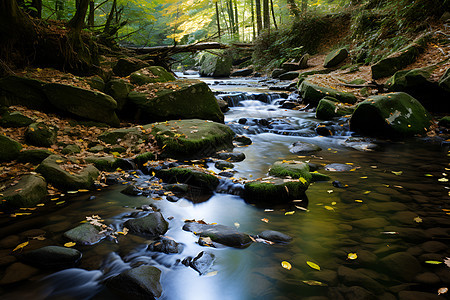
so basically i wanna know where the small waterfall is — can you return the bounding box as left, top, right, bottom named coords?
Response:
left=215, top=92, right=287, bottom=107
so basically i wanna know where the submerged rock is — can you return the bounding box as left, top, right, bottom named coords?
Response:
left=2, top=175, right=46, bottom=208
left=21, top=246, right=82, bottom=269
left=258, top=230, right=292, bottom=243
left=350, top=92, right=433, bottom=137
left=124, top=212, right=169, bottom=237
left=63, top=223, right=107, bottom=245
left=105, top=265, right=162, bottom=299
left=380, top=252, right=421, bottom=282
left=289, top=141, right=322, bottom=155
left=183, top=222, right=252, bottom=248
left=147, top=237, right=183, bottom=254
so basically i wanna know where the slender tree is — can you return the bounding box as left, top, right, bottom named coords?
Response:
left=270, top=0, right=277, bottom=30
left=215, top=0, right=221, bottom=37
left=263, top=0, right=270, bottom=30
left=251, top=0, right=256, bottom=39
left=88, top=0, right=95, bottom=27
left=255, top=0, right=262, bottom=34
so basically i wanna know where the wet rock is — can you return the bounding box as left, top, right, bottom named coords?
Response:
left=112, top=57, right=150, bottom=77
left=357, top=250, right=378, bottom=266
left=85, top=156, right=127, bottom=172
left=150, top=119, right=234, bottom=159
left=420, top=241, right=448, bottom=253
left=234, top=135, right=252, bottom=145
left=36, top=155, right=99, bottom=191
left=0, top=262, right=39, bottom=285
left=63, top=223, right=107, bottom=245
left=147, top=237, right=183, bottom=254
left=183, top=222, right=252, bottom=248
left=0, top=134, right=22, bottom=161
left=332, top=180, right=346, bottom=188
left=215, top=160, right=234, bottom=170
left=343, top=286, right=376, bottom=300
left=279, top=71, right=299, bottom=80
left=129, top=66, right=175, bottom=85
left=231, top=68, right=253, bottom=77
left=350, top=217, right=388, bottom=229
left=199, top=52, right=232, bottom=77
left=2, top=174, right=47, bottom=207
left=218, top=171, right=234, bottom=177
left=350, top=92, right=433, bottom=137
left=342, top=137, right=377, bottom=152
left=61, top=144, right=81, bottom=155
left=280, top=101, right=298, bottom=109
left=157, top=166, right=219, bottom=191
left=21, top=246, right=82, bottom=269
left=244, top=177, right=310, bottom=203
left=380, top=252, right=421, bottom=282
left=324, top=48, right=348, bottom=68
left=121, top=184, right=142, bottom=196
left=299, top=80, right=357, bottom=106
left=269, top=161, right=312, bottom=180
left=215, top=152, right=246, bottom=162
left=105, top=78, right=133, bottom=110
left=289, top=141, right=322, bottom=155
left=337, top=266, right=385, bottom=294
left=124, top=212, right=169, bottom=237
left=0, top=111, right=34, bottom=127
left=217, top=98, right=229, bottom=113
left=316, top=97, right=354, bottom=120
left=258, top=230, right=292, bottom=243
left=271, top=68, right=286, bottom=78
left=105, top=265, right=162, bottom=299
left=398, top=291, right=442, bottom=300
left=413, top=272, right=441, bottom=285
left=186, top=251, right=215, bottom=275
left=324, top=163, right=353, bottom=172
left=315, top=124, right=334, bottom=136
left=25, top=122, right=58, bottom=147
left=164, top=183, right=189, bottom=194
left=17, top=149, right=52, bottom=164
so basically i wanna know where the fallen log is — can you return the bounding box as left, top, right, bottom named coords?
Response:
left=126, top=42, right=229, bottom=54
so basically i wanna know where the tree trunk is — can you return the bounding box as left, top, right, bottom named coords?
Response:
left=286, top=0, right=300, bottom=18
left=88, top=0, right=95, bottom=27
left=215, top=1, right=221, bottom=37
left=255, top=0, right=262, bottom=35
left=68, top=0, right=89, bottom=32
left=55, top=0, right=64, bottom=20
left=263, top=0, right=270, bottom=30
left=251, top=0, right=255, bottom=39
left=233, top=0, right=239, bottom=37
left=227, top=0, right=235, bottom=34
left=103, top=0, right=117, bottom=34
left=270, top=0, right=277, bottom=30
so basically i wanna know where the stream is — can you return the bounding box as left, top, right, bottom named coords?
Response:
left=1, top=76, right=449, bottom=300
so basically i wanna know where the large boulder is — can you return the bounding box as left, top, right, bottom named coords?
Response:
left=269, top=160, right=329, bottom=182
left=21, top=246, right=82, bottom=269
left=129, top=66, right=176, bottom=85
left=124, top=212, right=169, bottom=237
left=0, top=76, right=49, bottom=110
left=0, top=111, right=34, bottom=127
left=299, top=81, right=357, bottom=106
left=105, top=265, right=162, bottom=299
left=183, top=222, right=252, bottom=248
left=157, top=166, right=220, bottom=191
left=1, top=175, right=47, bottom=207
left=148, top=119, right=234, bottom=159
left=104, top=78, right=133, bottom=110
left=36, top=155, right=100, bottom=190
left=316, top=97, right=355, bottom=120
left=371, top=42, right=424, bottom=79
left=42, top=83, right=120, bottom=127
left=127, top=80, right=224, bottom=123
left=63, top=223, right=107, bottom=245
left=0, top=134, right=22, bottom=161
left=199, top=52, right=232, bottom=77
left=25, top=122, right=58, bottom=147
left=244, top=178, right=309, bottom=203
left=350, top=92, right=434, bottom=137
left=17, top=149, right=53, bottom=164
left=289, top=141, right=322, bottom=155
left=324, top=47, right=348, bottom=68
left=112, top=57, right=150, bottom=77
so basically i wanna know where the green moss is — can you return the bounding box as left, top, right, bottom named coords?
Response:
left=268, top=161, right=313, bottom=182
left=438, top=116, right=450, bottom=128
left=324, top=47, right=348, bottom=68
left=244, top=179, right=309, bottom=203
left=134, top=152, right=155, bottom=166
left=299, top=81, right=357, bottom=106
left=316, top=98, right=355, bottom=120
left=0, top=135, right=22, bottom=161
left=98, top=127, right=145, bottom=145
left=386, top=67, right=433, bottom=92
left=156, top=167, right=219, bottom=191
left=130, top=66, right=175, bottom=85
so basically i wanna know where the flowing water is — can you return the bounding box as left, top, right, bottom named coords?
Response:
left=1, top=77, right=449, bottom=300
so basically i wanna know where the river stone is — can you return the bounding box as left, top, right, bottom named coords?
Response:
left=367, top=202, right=408, bottom=212
left=0, top=111, right=34, bottom=127
left=258, top=230, right=292, bottom=243
left=380, top=252, right=421, bottom=282
left=121, top=184, right=142, bottom=196
left=21, top=246, right=82, bottom=269
left=157, top=166, right=219, bottom=191
left=147, top=237, right=183, bottom=254
left=43, top=83, right=120, bottom=127
left=61, top=144, right=81, bottom=155
left=124, top=212, right=168, bottom=237
left=341, top=137, right=377, bottom=152
left=133, top=152, right=155, bottom=167
left=0, top=262, right=39, bottom=285
left=25, top=122, right=58, bottom=147
left=84, top=156, right=124, bottom=172
left=350, top=217, right=388, bottom=229
left=199, top=52, right=232, bottom=77
left=2, top=175, right=47, bottom=208
left=413, top=272, right=441, bottom=285
left=129, top=66, right=176, bottom=85
left=163, top=183, right=189, bottom=194
left=398, top=291, right=442, bottom=300
left=0, top=76, right=49, bottom=110
left=371, top=41, right=424, bottom=79
left=0, top=134, right=22, bottom=161
left=324, top=48, right=348, bottom=68
left=289, top=141, right=322, bottom=155
left=127, top=80, right=224, bottom=123
left=63, top=223, right=107, bottom=245
left=279, top=71, right=300, bottom=80
left=215, top=160, right=234, bottom=170
left=149, top=119, right=234, bottom=159
left=316, top=97, right=355, bottom=120
left=244, top=177, right=309, bottom=203
left=350, top=92, right=433, bottom=137
left=231, top=68, right=253, bottom=77
left=98, top=127, right=145, bottom=145
left=104, top=79, right=133, bottom=110
left=390, top=211, right=418, bottom=225
left=234, top=135, right=252, bottom=146
left=299, top=81, right=357, bottom=106
left=337, top=266, right=384, bottom=295
left=269, top=161, right=313, bottom=181
left=324, top=163, right=353, bottom=172
left=183, top=222, right=252, bottom=248
left=215, top=152, right=245, bottom=162
left=36, top=155, right=100, bottom=191
left=105, top=265, right=162, bottom=299
left=420, top=241, right=448, bottom=253
left=188, top=251, right=216, bottom=275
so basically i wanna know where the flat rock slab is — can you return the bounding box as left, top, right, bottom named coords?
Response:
left=258, top=230, right=292, bottom=243
left=183, top=222, right=252, bottom=248
left=324, top=163, right=354, bottom=172
left=124, top=212, right=169, bottom=237
left=21, top=245, right=82, bottom=269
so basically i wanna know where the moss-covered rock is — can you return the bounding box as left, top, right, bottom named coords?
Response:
left=0, top=76, right=49, bottom=110
left=148, top=119, right=234, bottom=159
left=156, top=166, right=219, bottom=191
left=25, top=122, right=58, bottom=147
left=324, top=47, right=348, bottom=68
left=244, top=178, right=309, bottom=203
left=61, top=144, right=81, bottom=155
left=0, top=111, right=34, bottom=127
left=43, top=83, right=120, bottom=127
left=0, top=135, right=22, bottom=161
left=17, top=149, right=53, bottom=164
left=386, top=68, right=433, bottom=92
left=129, top=66, right=175, bottom=86
left=84, top=156, right=127, bottom=172
left=316, top=97, right=355, bottom=120
left=85, top=76, right=105, bottom=91
left=350, top=92, right=433, bottom=137
left=104, top=79, right=133, bottom=111
left=98, top=127, right=145, bottom=145
left=299, top=81, right=357, bottom=106
left=112, top=57, right=150, bottom=77
left=127, top=79, right=224, bottom=123
left=63, top=223, right=107, bottom=245
left=36, top=155, right=100, bottom=190
left=268, top=161, right=313, bottom=181
left=133, top=152, right=155, bottom=167
left=199, top=52, right=232, bottom=77
left=1, top=175, right=47, bottom=207
left=371, top=43, right=424, bottom=79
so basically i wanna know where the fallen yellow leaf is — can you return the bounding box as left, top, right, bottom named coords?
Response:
left=13, top=241, right=29, bottom=252
left=306, top=261, right=321, bottom=270
left=281, top=261, right=292, bottom=270
left=347, top=253, right=358, bottom=260
left=64, top=242, right=76, bottom=247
